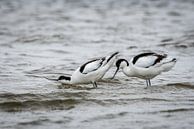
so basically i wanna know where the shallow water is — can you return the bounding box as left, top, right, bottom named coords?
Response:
left=0, top=0, right=194, bottom=129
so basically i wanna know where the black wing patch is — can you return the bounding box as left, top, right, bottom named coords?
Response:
left=79, top=58, right=105, bottom=74
left=133, top=52, right=167, bottom=68
left=152, top=54, right=167, bottom=66
left=132, top=52, right=155, bottom=64
left=106, top=52, right=119, bottom=63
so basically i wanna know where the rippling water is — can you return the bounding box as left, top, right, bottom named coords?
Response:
left=1, top=0, right=194, bottom=129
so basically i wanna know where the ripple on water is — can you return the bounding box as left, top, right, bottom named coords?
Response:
left=0, top=92, right=91, bottom=112
left=159, top=34, right=194, bottom=49
left=166, top=82, right=194, bottom=89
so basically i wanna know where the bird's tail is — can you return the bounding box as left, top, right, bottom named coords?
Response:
left=159, top=58, right=177, bottom=72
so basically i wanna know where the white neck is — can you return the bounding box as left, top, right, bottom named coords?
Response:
left=59, top=80, right=72, bottom=84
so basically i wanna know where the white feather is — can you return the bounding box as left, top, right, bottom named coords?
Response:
left=82, top=59, right=104, bottom=74
left=134, top=55, right=158, bottom=68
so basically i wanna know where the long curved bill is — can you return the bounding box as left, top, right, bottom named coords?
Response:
left=111, top=68, right=119, bottom=79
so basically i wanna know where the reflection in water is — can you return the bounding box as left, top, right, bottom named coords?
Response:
left=0, top=0, right=194, bottom=129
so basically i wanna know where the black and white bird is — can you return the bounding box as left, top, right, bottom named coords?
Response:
left=56, top=52, right=119, bottom=88
left=112, top=52, right=177, bottom=88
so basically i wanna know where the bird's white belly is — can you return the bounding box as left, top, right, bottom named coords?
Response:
left=71, top=70, right=103, bottom=84
left=131, top=67, right=161, bottom=79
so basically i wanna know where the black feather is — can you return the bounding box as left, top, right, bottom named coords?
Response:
left=79, top=58, right=105, bottom=74
left=152, top=54, right=167, bottom=66
left=58, top=76, right=71, bottom=81
left=106, top=52, right=119, bottom=63
left=80, top=59, right=99, bottom=73
left=116, top=59, right=129, bottom=67
left=132, top=52, right=155, bottom=64
left=132, top=52, right=167, bottom=68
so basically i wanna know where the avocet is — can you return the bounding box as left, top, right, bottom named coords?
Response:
left=112, top=52, right=177, bottom=88
left=56, top=52, right=119, bottom=87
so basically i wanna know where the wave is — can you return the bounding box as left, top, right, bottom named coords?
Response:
left=166, top=82, right=194, bottom=89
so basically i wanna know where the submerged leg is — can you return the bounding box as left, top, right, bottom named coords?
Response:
left=148, top=79, right=151, bottom=86
left=92, top=82, right=97, bottom=88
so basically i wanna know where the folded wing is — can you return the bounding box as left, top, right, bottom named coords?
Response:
left=79, top=58, right=105, bottom=74
left=133, top=52, right=167, bottom=68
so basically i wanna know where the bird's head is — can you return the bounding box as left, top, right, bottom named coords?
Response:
left=112, top=59, right=129, bottom=79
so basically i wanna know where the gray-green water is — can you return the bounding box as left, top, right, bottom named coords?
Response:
left=0, top=0, right=194, bottom=129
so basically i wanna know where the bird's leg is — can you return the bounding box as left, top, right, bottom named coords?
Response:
left=148, top=79, right=151, bottom=86
left=94, top=82, right=98, bottom=88
left=145, top=80, right=149, bottom=88
left=92, top=82, right=97, bottom=88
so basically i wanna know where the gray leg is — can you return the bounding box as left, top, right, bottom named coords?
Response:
left=148, top=79, right=151, bottom=86
left=92, top=82, right=97, bottom=88
left=146, top=80, right=149, bottom=88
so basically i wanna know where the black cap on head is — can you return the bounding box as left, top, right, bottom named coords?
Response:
left=172, top=58, right=177, bottom=62
left=58, top=76, right=71, bottom=81
left=112, top=59, right=129, bottom=79
left=116, top=59, right=129, bottom=68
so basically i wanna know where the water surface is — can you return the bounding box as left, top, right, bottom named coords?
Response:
left=0, top=0, right=194, bottom=129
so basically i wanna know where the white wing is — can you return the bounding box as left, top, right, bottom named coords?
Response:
left=134, top=56, right=158, bottom=68
left=132, top=52, right=167, bottom=68
left=79, top=58, right=105, bottom=74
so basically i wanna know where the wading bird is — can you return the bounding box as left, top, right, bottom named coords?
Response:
left=112, top=52, right=177, bottom=88
left=56, top=52, right=119, bottom=88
